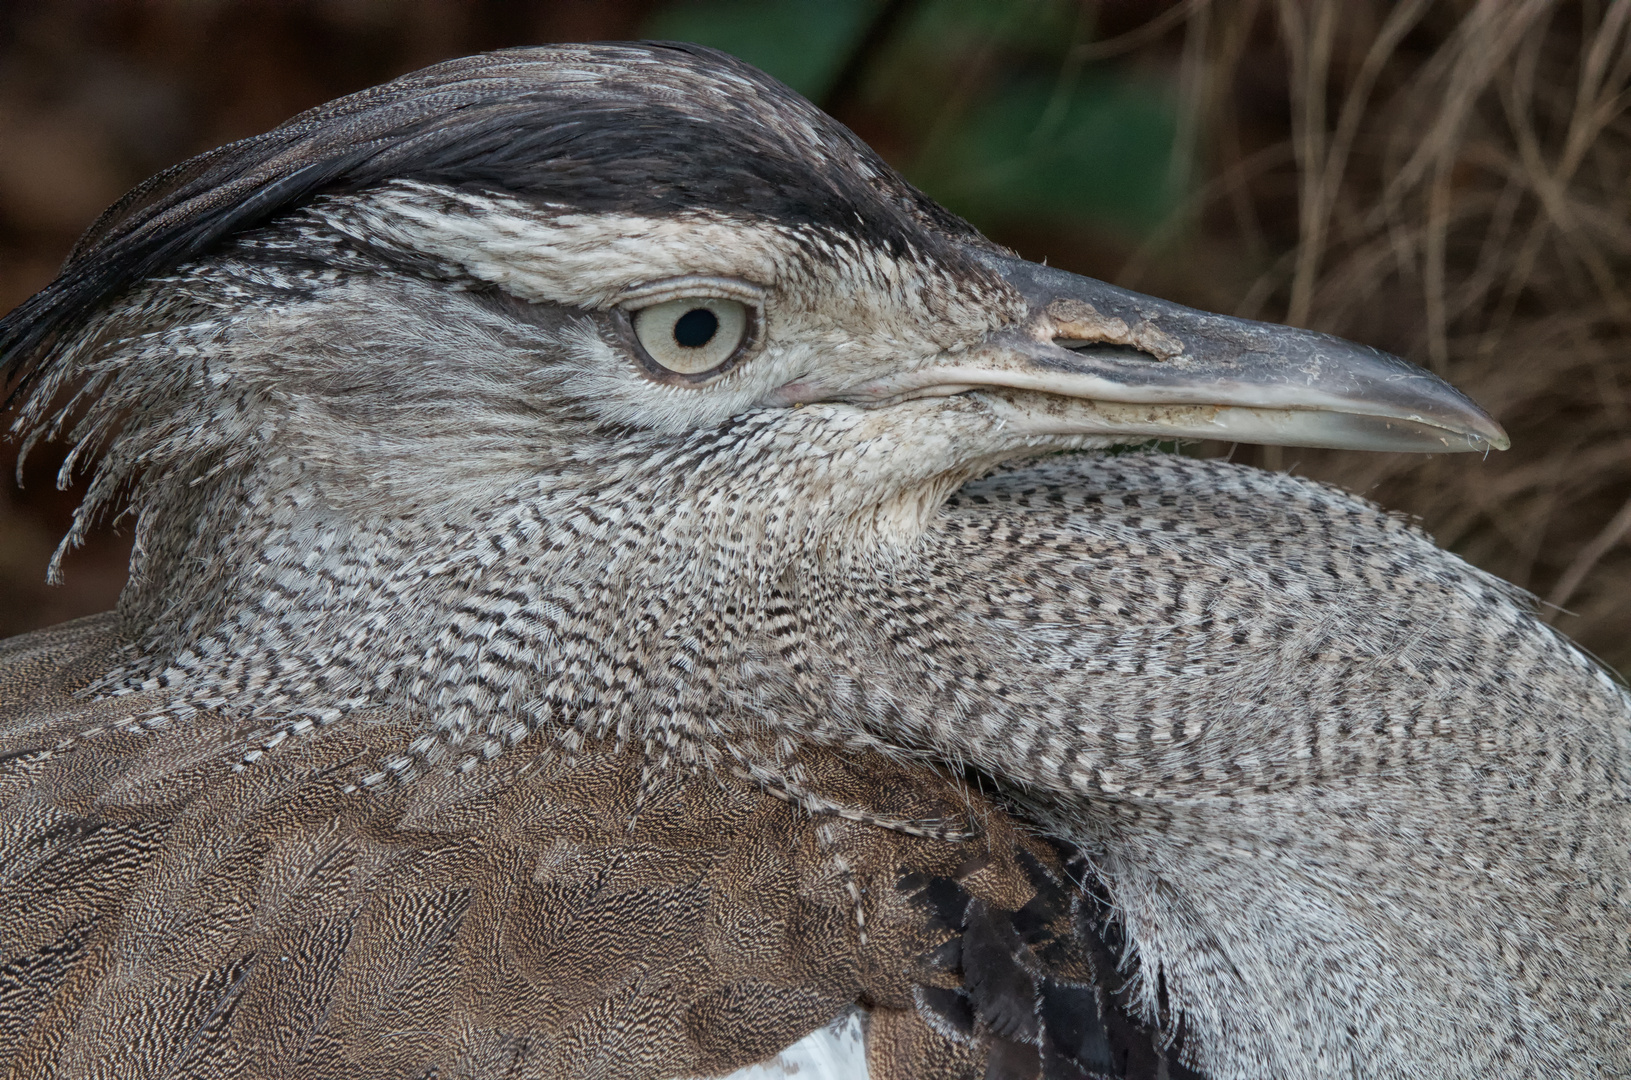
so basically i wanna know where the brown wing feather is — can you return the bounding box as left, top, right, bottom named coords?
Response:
left=0, top=617, right=1192, bottom=1079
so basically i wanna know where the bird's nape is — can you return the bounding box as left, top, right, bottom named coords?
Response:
left=1, top=40, right=1624, bottom=1080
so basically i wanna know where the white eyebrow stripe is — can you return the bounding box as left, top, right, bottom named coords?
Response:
left=322, top=181, right=804, bottom=309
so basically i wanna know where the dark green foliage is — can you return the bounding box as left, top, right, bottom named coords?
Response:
left=644, top=0, right=1185, bottom=236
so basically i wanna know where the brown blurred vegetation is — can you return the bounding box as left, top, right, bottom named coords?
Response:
left=3, top=1, right=1631, bottom=670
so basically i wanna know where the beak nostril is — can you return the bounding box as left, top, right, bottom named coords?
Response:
left=1053, top=340, right=1166, bottom=364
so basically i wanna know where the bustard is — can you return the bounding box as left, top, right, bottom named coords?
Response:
left=0, top=42, right=1624, bottom=1080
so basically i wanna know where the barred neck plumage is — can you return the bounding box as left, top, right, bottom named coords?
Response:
left=18, top=193, right=1020, bottom=760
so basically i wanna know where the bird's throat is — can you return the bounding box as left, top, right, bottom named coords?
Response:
left=92, top=417, right=997, bottom=774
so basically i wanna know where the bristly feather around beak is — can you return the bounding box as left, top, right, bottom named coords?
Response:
left=786, top=251, right=1508, bottom=455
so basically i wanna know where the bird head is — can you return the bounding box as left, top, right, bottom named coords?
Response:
left=0, top=43, right=1505, bottom=745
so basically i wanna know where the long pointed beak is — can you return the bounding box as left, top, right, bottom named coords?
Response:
left=857, top=253, right=1509, bottom=453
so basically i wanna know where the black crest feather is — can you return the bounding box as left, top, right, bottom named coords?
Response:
left=0, top=40, right=979, bottom=400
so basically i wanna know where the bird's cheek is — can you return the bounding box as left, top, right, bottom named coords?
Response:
left=760, top=378, right=830, bottom=407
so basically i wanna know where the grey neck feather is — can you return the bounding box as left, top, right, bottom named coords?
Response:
left=28, top=205, right=996, bottom=771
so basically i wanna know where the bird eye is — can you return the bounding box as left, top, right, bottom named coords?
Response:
left=630, top=297, right=751, bottom=377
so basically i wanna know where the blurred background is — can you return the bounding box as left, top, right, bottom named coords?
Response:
left=3, top=1, right=1630, bottom=668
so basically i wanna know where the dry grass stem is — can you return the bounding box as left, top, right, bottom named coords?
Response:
left=1150, top=0, right=1631, bottom=668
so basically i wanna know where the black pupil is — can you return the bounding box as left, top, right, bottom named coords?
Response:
left=672, top=307, right=719, bottom=349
